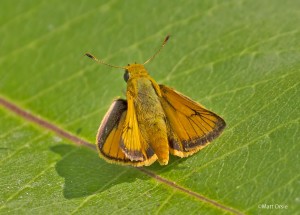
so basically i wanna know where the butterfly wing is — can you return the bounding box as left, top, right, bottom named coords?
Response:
left=97, top=98, right=157, bottom=166
left=97, top=99, right=130, bottom=164
left=120, top=93, right=157, bottom=166
left=159, top=85, right=226, bottom=157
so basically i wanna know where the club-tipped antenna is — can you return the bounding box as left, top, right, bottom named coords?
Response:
left=85, top=53, right=126, bottom=69
left=143, top=35, right=170, bottom=65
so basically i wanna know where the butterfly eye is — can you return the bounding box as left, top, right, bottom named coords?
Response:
left=123, top=70, right=130, bottom=82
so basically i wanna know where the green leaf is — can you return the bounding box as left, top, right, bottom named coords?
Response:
left=1, top=0, right=299, bottom=214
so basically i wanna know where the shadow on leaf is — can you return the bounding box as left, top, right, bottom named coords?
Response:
left=51, top=144, right=148, bottom=199
left=145, top=154, right=189, bottom=173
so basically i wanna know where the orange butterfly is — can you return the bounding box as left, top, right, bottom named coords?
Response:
left=85, top=36, right=226, bottom=166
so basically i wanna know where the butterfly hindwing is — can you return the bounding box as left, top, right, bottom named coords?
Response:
left=159, top=85, right=226, bottom=157
left=97, top=99, right=129, bottom=163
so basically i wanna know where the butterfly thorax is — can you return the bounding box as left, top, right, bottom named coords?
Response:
left=125, top=64, right=163, bottom=98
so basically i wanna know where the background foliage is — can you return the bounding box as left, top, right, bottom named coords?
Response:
left=0, top=0, right=299, bottom=214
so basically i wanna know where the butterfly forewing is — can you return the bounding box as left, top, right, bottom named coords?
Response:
left=120, top=93, right=157, bottom=166
left=97, top=98, right=157, bottom=166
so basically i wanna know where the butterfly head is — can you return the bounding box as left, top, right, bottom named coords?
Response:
left=123, top=64, right=148, bottom=82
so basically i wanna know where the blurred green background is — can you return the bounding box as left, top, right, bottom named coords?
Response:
left=0, top=0, right=299, bottom=214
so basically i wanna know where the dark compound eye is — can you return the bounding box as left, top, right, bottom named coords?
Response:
left=123, top=70, right=130, bottom=82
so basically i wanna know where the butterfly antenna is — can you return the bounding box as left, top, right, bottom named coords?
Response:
left=85, top=53, right=126, bottom=69
left=143, top=35, right=170, bottom=65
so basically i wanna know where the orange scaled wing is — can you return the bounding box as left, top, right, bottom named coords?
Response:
left=97, top=99, right=156, bottom=166
left=159, top=85, right=226, bottom=157
left=120, top=93, right=157, bottom=166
